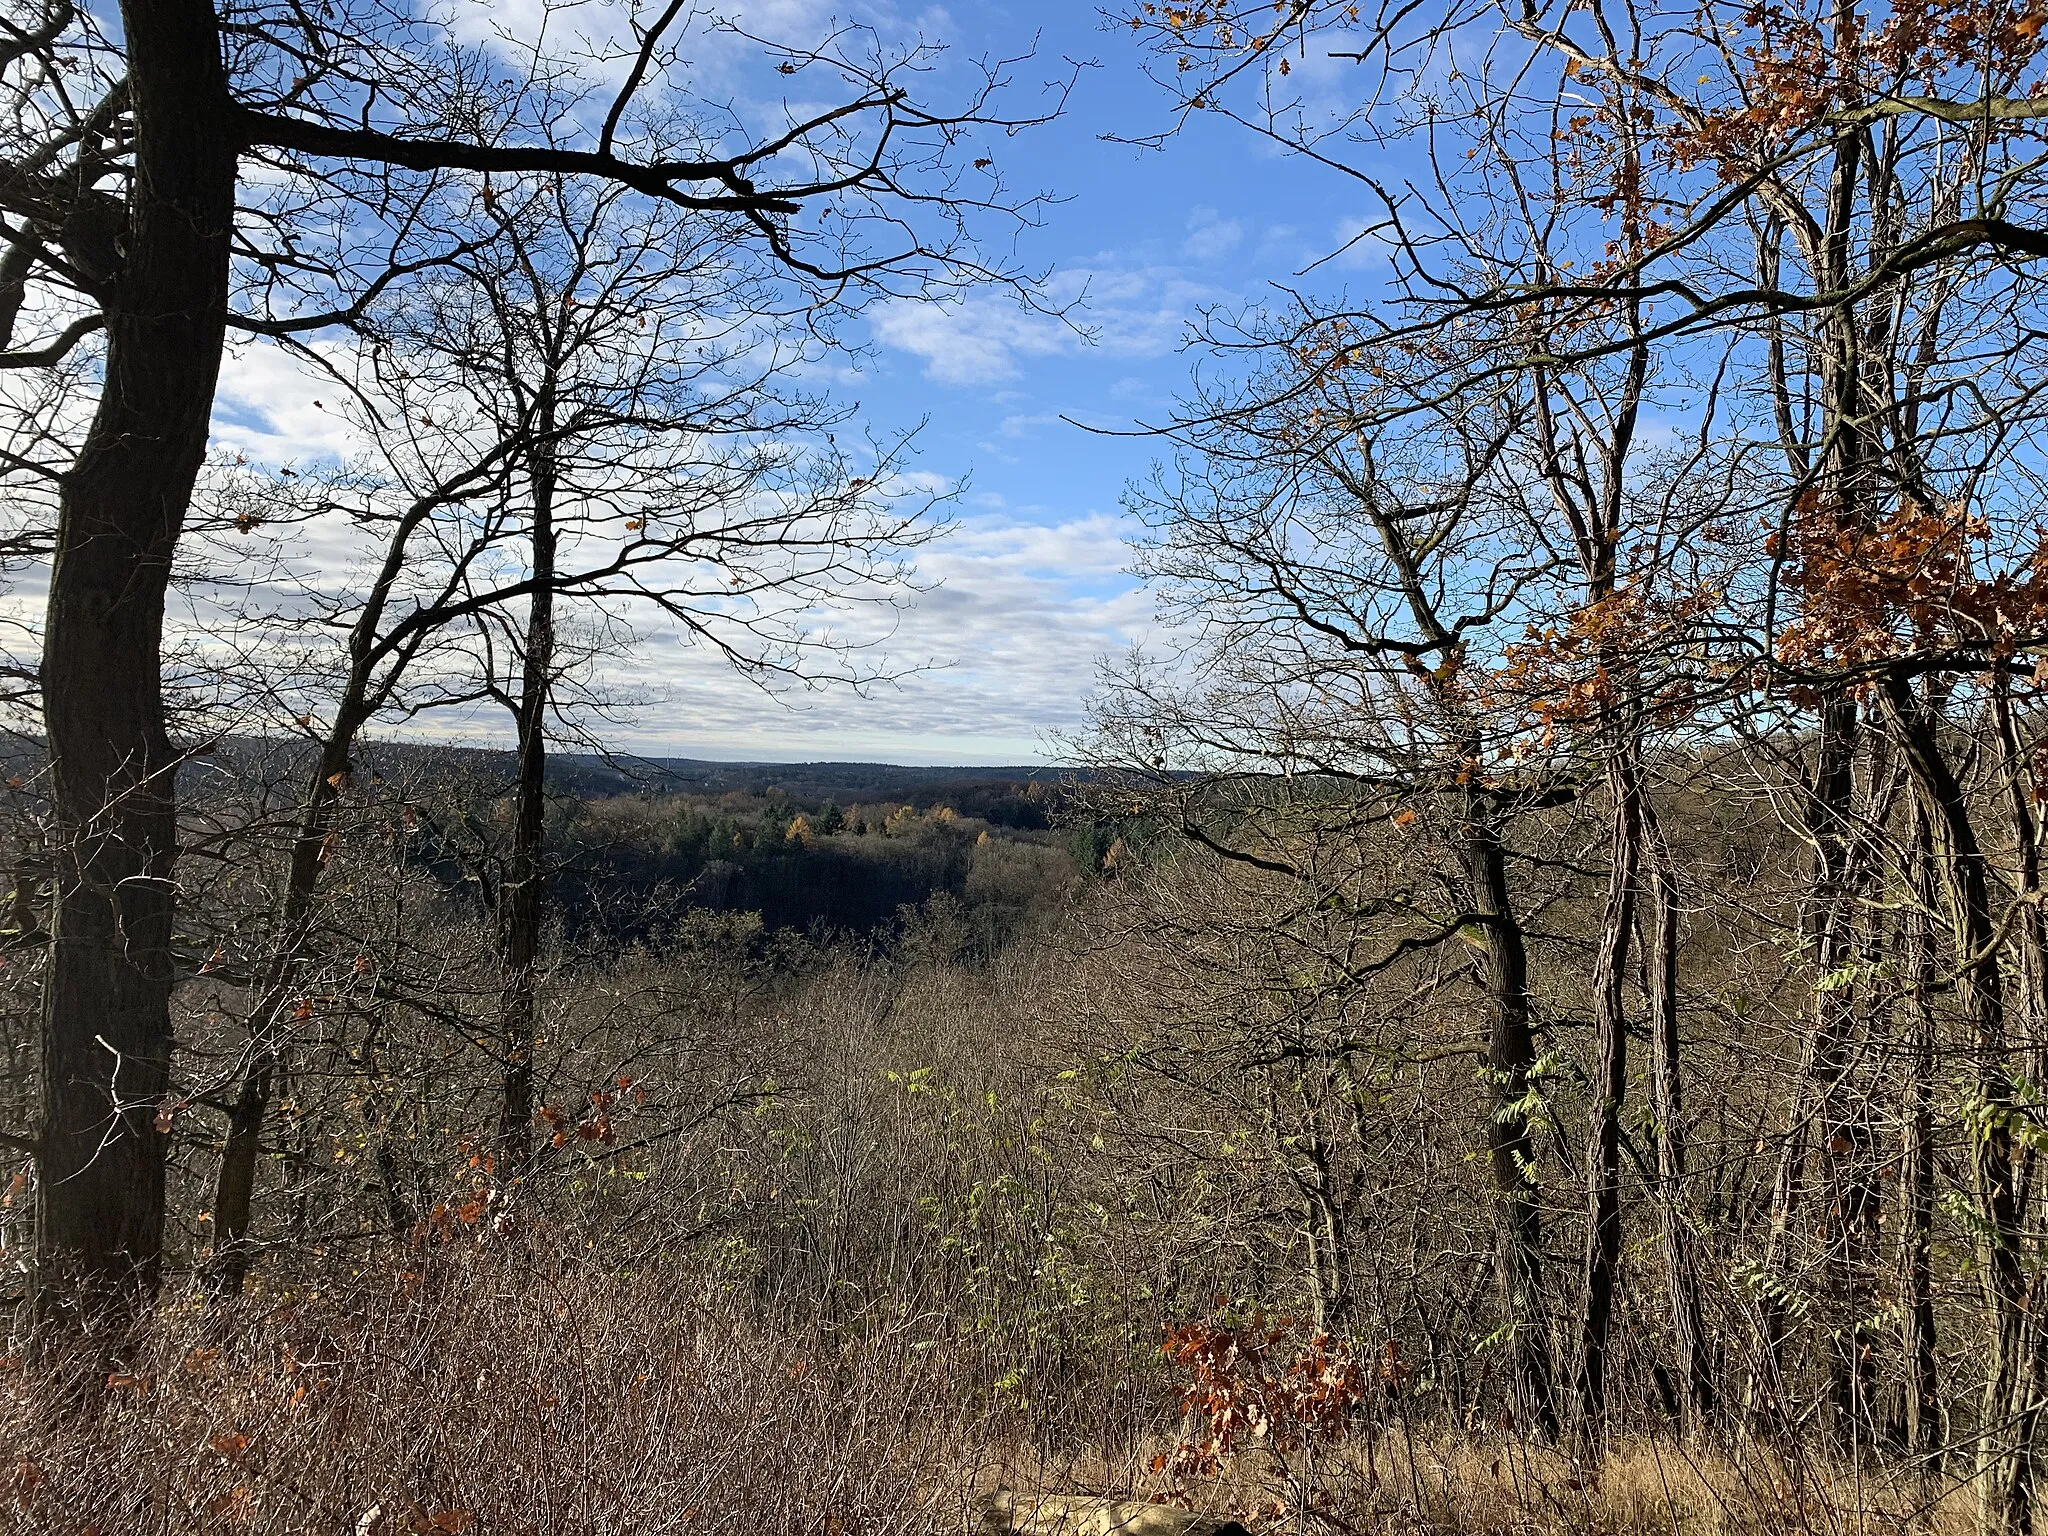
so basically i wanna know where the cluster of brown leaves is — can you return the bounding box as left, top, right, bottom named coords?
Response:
left=536, top=1074, right=647, bottom=1150
left=1492, top=582, right=1715, bottom=743
left=421, top=1182, right=502, bottom=1238
left=1870, top=0, right=2048, bottom=79
left=1773, top=494, right=2048, bottom=669
left=1666, top=0, right=2048, bottom=179
left=1156, top=1310, right=1378, bottom=1479
left=1127, top=0, right=1353, bottom=64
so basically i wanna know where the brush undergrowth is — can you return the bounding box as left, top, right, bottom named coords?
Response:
left=0, top=1248, right=1986, bottom=1535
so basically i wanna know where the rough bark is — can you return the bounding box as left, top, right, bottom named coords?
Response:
left=1749, top=691, right=1860, bottom=1431
left=1467, top=805, right=1560, bottom=1442
left=1993, top=680, right=2048, bottom=1499
left=1823, top=755, right=1890, bottom=1452
left=496, top=402, right=557, bottom=1180
left=1899, top=803, right=1942, bottom=1460
left=1298, top=1135, right=1349, bottom=1334
left=1821, top=1058, right=1881, bottom=1450
left=32, top=0, right=235, bottom=1323
left=1576, top=752, right=1641, bottom=1437
left=1881, top=673, right=2030, bottom=1536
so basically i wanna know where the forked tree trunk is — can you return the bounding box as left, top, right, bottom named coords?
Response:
left=206, top=478, right=471, bottom=1292
left=1297, top=1127, right=1349, bottom=1334
left=1466, top=805, right=1560, bottom=1442
left=33, top=0, right=235, bottom=1325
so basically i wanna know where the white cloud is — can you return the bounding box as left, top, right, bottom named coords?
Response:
left=1324, top=215, right=1397, bottom=272
left=184, top=338, right=1162, bottom=762
left=869, top=294, right=1071, bottom=384
left=453, top=510, right=1162, bottom=762
left=871, top=261, right=1225, bottom=384
left=212, top=341, right=364, bottom=467
left=1182, top=205, right=1243, bottom=262
left=999, top=413, right=1059, bottom=438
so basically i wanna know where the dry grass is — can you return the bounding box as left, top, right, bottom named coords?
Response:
left=1146, top=1431, right=1977, bottom=1535
left=0, top=1247, right=1007, bottom=1535
left=0, top=1250, right=1994, bottom=1536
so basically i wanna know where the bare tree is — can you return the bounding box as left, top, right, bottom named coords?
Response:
left=1111, top=4, right=2048, bottom=1516
left=196, top=162, right=942, bottom=1290
left=1085, top=344, right=1571, bottom=1439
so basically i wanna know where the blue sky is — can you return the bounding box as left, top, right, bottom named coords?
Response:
left=208, top=1, right=1382, bottom=764
left=798, top=7, right=1360, bottom=763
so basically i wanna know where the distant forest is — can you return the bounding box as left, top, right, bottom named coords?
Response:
left=170, top=742, right=1083, bottom=939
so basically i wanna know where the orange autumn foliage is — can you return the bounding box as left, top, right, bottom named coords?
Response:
left=1492, top=582, right=1716, bottom=741
left=1666, top=0, right=2048, bottom=178
left=1773, top=496, right=2048, bottom=669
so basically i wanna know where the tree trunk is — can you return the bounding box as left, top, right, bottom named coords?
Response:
left=1466, top=805, right=1560, bottom=1442
left=1824, top=765, right=1891, bottom=1453
left=1899, top=803, right=1942, bottom=1461
left=1822, top=1064, right=1880, bottom=1451
left=1300, top=1156, right=1348, bottom=1334
left=204, top=731, right=354, bottom=1293
left=496, top=405, right=557, bottom=1181
left=206, top=480, right=460, bottom=1292
left=1881, top=673, right=2030, bottom=1536
left=1577, top=751, right=1641, bottom=1438
left=1749, top=691, right=1860, bottom=1432
left=33, top=0, right=235, bottom=1324
left=1993, top=679, right=2048, bottom=1498
left=1644, top=798, right=1712, bottom=1434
